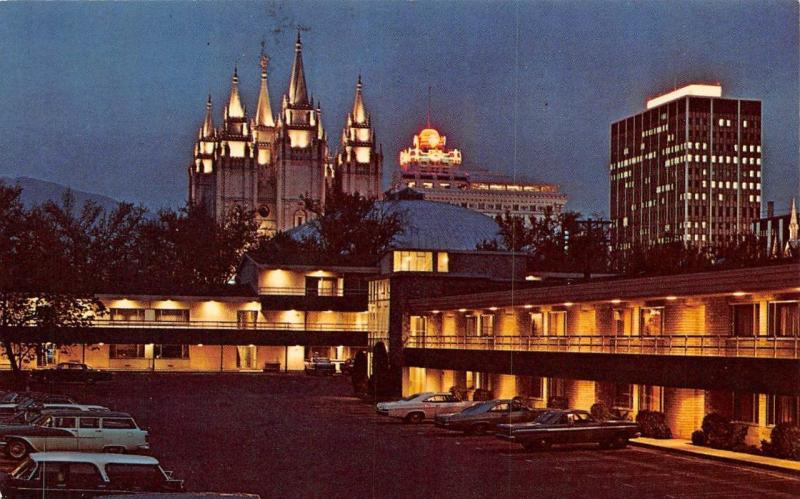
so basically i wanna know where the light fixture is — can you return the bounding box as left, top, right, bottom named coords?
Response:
left=489, top=306, right=498, bottom=311
left=732, top=291, right=747, bottom=297
left=431, top=310, right=440, bottom=314
left=666, top=296, right=677, bottom=301
left=525, top=275, right=542, bottom=281
left=564, top=302, right=574, bottom=307
left=523, top=304, right=533, bottom=309
left=98, top=342, right=105, bottom=346
left=197, top=343, right=203, bottom=347
left=611, top=299, right=621, bottom=304
left=458, top=308, right=467, bottom=313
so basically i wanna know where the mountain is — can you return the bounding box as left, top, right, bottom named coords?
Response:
left=0, top=176, right=122, bottom=213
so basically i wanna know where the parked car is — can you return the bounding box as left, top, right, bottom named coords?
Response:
left=0, top=393, right=79, bottom=422
left=30, top=362, right=113, bottom=383
left=304, top=357, right=336, bottom=376
left=496, top=409, right=641, bottom=450
left=435, top=399, right=545, bottom=434
left=0, top=452, right=184, bottom=496
left=9, top=403, right=112, bottom=425
left=2, top=410, right=150, bottom=459
left=376, top=392, right=478, bottom=423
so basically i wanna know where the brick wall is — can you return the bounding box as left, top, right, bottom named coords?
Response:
left=664, top=387, right=705, bottom=438
left=567, top=379, right=596, bottom=411
left=704, top=297, right=730, bottom=336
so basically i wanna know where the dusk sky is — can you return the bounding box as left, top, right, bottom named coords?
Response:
left=1, top=1, right=797, bottom=216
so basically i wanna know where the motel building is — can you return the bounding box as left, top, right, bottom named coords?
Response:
left=5, top=198, right=543, bottom=377
left=401, top=263, right=800, bottom=445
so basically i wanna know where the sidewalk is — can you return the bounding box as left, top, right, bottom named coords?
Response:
left=631, top=437, right=800, bottom=475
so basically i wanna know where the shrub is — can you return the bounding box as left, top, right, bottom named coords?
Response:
left=548, top=396, right=568, bottom=409
left=691, top=430, right=706, bottom=446
left=701, top=413, right=747, bottom=450
left=591, top=401, right=613, bottom=421
left=635, top=410, right=673, bottom=439
left=763, top=423, right=800, bottom=460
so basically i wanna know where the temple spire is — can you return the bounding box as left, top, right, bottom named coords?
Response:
left=255, top=54, right=274, bottom=127
left=352, top=74, right=366, bottom=124
left=226, top=67, right=245, bottom=119
left=288, top=31, right=309, bottom=106
left=790, top=197, right=798, bottom=241
left=201, top=95, right=214, bottom=138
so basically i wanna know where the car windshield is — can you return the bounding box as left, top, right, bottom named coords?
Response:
left=11, top=458, right=36, bottom=479
left=534, top=411, right=564, bottom=425
left=460, top=402, right=493, bottom=415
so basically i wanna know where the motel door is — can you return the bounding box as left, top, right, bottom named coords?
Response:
left=236, top=346, right=258, bottom=370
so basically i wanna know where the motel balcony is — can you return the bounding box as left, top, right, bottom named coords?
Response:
left=402, top=263, right=800, bottom=396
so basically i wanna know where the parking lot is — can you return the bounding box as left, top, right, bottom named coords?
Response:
left=9, top=373, right=800, bottom=497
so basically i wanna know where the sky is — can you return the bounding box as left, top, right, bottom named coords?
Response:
left=0, top=0, right=797, bottom=216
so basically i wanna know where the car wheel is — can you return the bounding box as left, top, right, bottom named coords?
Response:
left=406, top=412, right=424, bottom=424
left=471, top=423, right=489, bottom=435
left=612, top=435, right=629, bottom=449
left=6, top=440, right=29, bottom=460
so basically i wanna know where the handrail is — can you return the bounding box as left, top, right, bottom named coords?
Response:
left=257, top=286, right=367, bottom=297
left=17, top=319, right=368, bottom=332
left=405, top=334, right=800, bottom=359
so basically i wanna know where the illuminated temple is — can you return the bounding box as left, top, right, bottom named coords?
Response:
left=394, top=120, right=567, bottom=223
left=188, top=33, right=383, bottom=234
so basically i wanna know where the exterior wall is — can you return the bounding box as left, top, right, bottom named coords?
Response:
left=664, top=388, right=705, bottom=439
left=566, top=379, right=596, bottom=411
left=491, top=374, right=518, bottom=399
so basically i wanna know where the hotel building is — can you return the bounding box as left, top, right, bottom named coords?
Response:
left=394, top=123, right=567, bottom=223
left=400, top=263, right=800, bottom=445
left=610, top=84, right=762, bottom=251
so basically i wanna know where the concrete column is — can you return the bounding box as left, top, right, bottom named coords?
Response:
left=758, top=300, right=769, bottom=336
left=492, top=374, right=518, bottom=399
left=664, top=387, right=705, bottom=439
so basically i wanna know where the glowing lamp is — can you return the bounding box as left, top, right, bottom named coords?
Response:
left=732, top=291, right=747, bottom=297
left=666, top=296, right=678, bottom=301
left=489, top=307, right=498, bottom=311
left=611, top=299, right=621, bottom=304
left=458, top=308, right=467, bottom=313
left=564, top=302, right=574, bottom=307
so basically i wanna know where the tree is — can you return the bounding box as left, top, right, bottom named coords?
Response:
left=308, top=190, right=407, bottom=260
left=0, top=184, right=105, bottom=375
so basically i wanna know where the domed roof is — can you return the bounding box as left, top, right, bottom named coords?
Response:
left=289, top=199, right=501, bottom=252
left=418, top=128, right=442, bottom=149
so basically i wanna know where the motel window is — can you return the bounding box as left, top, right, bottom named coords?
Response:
left=613, top=384, right=634, bottom=410
left=465, top=316, right=478, bottom=337
left=518, top=376, right=544, bottom=400
left=547, top=378, right=566, bottom=399
left=392, top=251, right=433, bottom=272
left=293, top=209, right=307, bottom=228
left=529, top=312, right=544, bottom=336
left=639, top=307, right=664, bottom=336
left=768, top=301, right=799, bottom=337
left=109, top=344, right=146, bottom=359
left=639, top=385, right=664, bottom=412
left=410, top=316, right=427, bottom=337
left=237, top=310, right=258, bottom=328
left=155, top=309, right=189, bottom=322
left=731, top=304, right=758, bottom=337
left=612, top=308, right=632, bottom=335
left=732, top=392, right=758, bottom=424
left=155, top=345, right=190, bottom=359
left=436, top=252, right=449, bottom=273
left=479, top=314, right=494, bottom=336
left=767, top=395, right=800, bottom=426
left=547, top=311, right=566, bottom=336
left=110, top=309, right=145, bottom=322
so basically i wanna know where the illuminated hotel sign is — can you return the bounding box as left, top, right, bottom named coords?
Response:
left=399, top=127, right=462, bottom=171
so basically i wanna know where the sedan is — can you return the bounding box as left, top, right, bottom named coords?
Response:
left=376, top=393, right=478, bottom=423
left=435, top=400, right=544, bottom=435
left=30, top=362, right=113, bottom=383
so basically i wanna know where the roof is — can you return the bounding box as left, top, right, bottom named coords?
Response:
left=30, top=452, right=159, bottom=465
left=288, top=199, right=502, bottom=252
left=40, top=409, right=131, bottom=417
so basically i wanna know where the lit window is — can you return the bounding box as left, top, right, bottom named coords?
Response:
left=718, top=118, right=725, bottom=126
left=392, top=251, right=433, bottom=272
left=743, top=120, right=748, bottom=128
left=726, top=119, right=731, bottom=126
left=436, top=252, right=449, bottom=273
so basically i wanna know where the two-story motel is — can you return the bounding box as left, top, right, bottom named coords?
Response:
left=401, top=262, right=800, bottom=445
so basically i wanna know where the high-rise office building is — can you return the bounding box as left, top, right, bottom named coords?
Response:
left=610, top=84, right=762, bottom=251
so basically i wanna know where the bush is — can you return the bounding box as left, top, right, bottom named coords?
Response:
left=691, top=430, right=706, bottom=446
left=548, top=396, right=568, bottom=409
left=700, top=413, right=747, bottom=450
left=350, top=351, right=368, bottom=395
left=763, top=423, right=800, bottom=460
left=590, top=401, right=613, bottom=421
left=635, top=410, right=673, bottom=439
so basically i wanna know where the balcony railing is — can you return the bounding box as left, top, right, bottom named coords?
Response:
left=406, top=334, right=800, bottom=359
left=257, top=286, right=368, bottom=297
left=89, top=319, right=368, bottom=332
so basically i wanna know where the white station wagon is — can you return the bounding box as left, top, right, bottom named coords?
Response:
left=2, top=410, right=150, bottom=459
left=376, top=392, right=478, bottom=423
